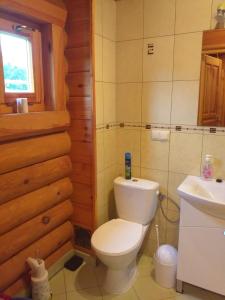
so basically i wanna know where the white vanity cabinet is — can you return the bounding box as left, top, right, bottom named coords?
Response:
left=177, top=199, right=225, bottom=296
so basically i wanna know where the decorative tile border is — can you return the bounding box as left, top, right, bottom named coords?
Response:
left=96, top=122, right=225, bottom=134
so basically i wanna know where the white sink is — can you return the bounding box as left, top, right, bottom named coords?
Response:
left=177, top=176, right=225, bottom=220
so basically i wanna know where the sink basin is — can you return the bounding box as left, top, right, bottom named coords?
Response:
left=177, top=176, right=225, bottom=220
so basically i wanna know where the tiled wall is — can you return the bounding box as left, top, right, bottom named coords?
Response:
left=94, top=0, right=225, bottom=256
left=94, top=0, right=118, bottom=227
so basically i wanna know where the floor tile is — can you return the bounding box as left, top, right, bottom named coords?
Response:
left=64, top=262, right=99, bottom=292
left=134, top=275, right=176, bottom=300
left=101, top=287, right=139, bottom=300
left=51, top=293, right=67, bottom=300
left=49, top=270, right=65, bottom=295
left=66, top=287, right=102, bottom=300
left=94, top=262, right=107, bottom=287
left=137, top=254, right=154, bottom=278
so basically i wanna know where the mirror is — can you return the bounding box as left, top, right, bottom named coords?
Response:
left=198, top=29, right=225, bottom=126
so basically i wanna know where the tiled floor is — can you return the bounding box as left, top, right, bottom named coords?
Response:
left=50, top=255, right=225, bottom=300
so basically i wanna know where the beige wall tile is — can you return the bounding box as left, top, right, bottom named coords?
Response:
left=141, top=168, right=168, bottom=196
left=143, top=36, right=174, bottom=82
left=103, top=165, right=118, bottom=218
left=167, top=172, right=187, bottom=209
left=117, top=0, right=143, bottom=41
left=171, top=81, right=199, bottom=125
left=103, top=128, right=117, bottom=169
left=116, top=83, right=142, bottom=123
left=144, top=0, right=175, bottom=37
left=142, top=82, right=172, bottom=124
left=117, top=40, right=143, bottom=83
left=96, top=129, right=104, bottom=173
left=169, top=132, right=202, bottom=175
left=96, top=172, right=104, bottom=210
left=175, top=0, right=212, bottom=34
left=93, top=0, right=102, bottom=35
left=141, top=129, right=170, bottom=171
left=102, top=0, right=116, bottom=41
left=202, top=134, right=225, bottom=179
left=94, top=35, right=103, bottom=82
left=165, top=211, right=179, bottom=247
left=117, top=128, right=141, bottom=167
left=103, top=38, right=116, bottom=82
left=95, top=82, right=103, bottom=125
left=103, top=83, right=116, bottom=123
left=173, top=32, right=202, bottom=81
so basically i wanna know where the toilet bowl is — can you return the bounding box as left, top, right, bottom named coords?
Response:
left=91, top=177, right=159, bottom=294
left=92, top=218, right=149, bottom=294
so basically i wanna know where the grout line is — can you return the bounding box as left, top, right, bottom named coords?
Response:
left=139, top=0, right=145, bottom=177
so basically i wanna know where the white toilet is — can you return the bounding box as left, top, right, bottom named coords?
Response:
left=91, top=177, right=159, bottom=294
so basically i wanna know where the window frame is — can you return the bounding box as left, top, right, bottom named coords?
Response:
left=0, top=17, right=44, bottom=106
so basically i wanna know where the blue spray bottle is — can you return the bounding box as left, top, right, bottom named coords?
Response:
left=125, top=152, right=131, bottom=180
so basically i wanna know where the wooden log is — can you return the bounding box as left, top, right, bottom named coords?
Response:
left=71, top=162, right=92, bottom=185
left=67, top=97, right=92, bottom=120
left=67, top=72, right=91, bottom=97
left=0, top=0, right=67, bottom=27
left=0, top=132, right=71, bottom=175
left=0, top=111, right=70, bottom=142
left=69, top=119, right=92, bottom=142
left=0, top=200, right=73, bottom=264
left=0, top=156, right=72, bottom=204
left=3, top=241, right=74, bottom=296
left=0, top=222, right=73, bottom=291
left=0, top=178, right=73, bottom=235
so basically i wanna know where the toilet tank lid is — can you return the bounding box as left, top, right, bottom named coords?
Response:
left=114, top=177, right=159, bottom=191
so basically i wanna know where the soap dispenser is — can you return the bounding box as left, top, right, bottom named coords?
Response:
left=202, top=154, right=213, bottom=180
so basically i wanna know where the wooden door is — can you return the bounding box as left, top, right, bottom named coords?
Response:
left=198, top=55, right=223, bottom=126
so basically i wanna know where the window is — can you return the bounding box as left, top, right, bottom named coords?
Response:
left=0, top=17, right=44, bottom=109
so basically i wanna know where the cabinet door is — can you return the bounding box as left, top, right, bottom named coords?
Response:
left=177, top=226, right=225, bottom=296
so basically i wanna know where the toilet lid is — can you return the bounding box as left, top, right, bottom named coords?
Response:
left=91, top=219, right=143, bottom=256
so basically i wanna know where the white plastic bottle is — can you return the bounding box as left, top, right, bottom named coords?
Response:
left=202, top=154, right=213, bottom=180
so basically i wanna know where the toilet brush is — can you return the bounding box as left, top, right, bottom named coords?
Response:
left=155, top=224, right=160, bottom=253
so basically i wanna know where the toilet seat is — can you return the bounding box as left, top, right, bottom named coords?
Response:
left=91, top=219, right=143, bottom=256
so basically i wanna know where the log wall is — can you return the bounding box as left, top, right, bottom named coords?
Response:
left=0, top=1, right=74, bottom=295
left=0, top=126, right=74, bottom=294
left=65, top=0, right=96, bottom=243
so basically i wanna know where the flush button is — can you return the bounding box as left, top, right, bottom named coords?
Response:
left=216, top=178, right=223, bottom=183
left=132, top=179, right=138, bottom=182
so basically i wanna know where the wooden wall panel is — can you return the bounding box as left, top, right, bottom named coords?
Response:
left=0, top=222, right=73, bottom=291
left=0, top=178, right=73, bottom=235
left=72, top=183, right=92, bottom=207
left=0, top=132, right=71, bottom=175
left=0, top=200, right=73, bottom=264
left=65, top=48, right=90, bottom=73
left=0, top=156, right=72, bottom=204
left=67, top=97, right=92, bottom=120
left=65, top=0, right=95, bottom=248
left=4, top=241, right=73, bottom=296
left=66, top=20, right=90, bottom=48
left=0, top=111, right=70, bottom=142
left=67, top=72, right=91, bottom=97
left=71, top=162, right=92, bottom=185
left=0, top=1, right=74, bottom=295
left=69, top=120, right=92, bottom=142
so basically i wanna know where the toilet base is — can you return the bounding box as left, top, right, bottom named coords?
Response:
left=103, top=260, right=137, bottom=294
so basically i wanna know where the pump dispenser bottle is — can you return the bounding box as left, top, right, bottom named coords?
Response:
left=202, top=154, right=213, bottom=180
